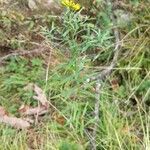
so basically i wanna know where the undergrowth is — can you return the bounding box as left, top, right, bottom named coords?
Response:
left=0, top=0, right=150, bottom=149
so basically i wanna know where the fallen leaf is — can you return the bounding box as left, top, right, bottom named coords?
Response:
left=33, top=84, right=49, bottom=108
left=24, top=83, right=49, bottom=108
left=0, top=106, right=30, bottom=129
left=110, top=79, right=119, bottom=91
left=20, top=84, right=50, bottom=117
left=19, top=105, right=48, bottom=116
left=52, top=112, right=65, bottom=125
left=0, top=116, right=30, bottom=129
left=19, top=104, right=30, bottom=114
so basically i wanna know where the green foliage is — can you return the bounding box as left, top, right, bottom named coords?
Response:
left=42, top=9, right=112, bottom=59
left=59, top=141, right=80, bottom=150
left=0, top=0, right=150, bottom=149
left=0, top=57, right=44, bottom=114
left=2, top=57, right=44, bottom=89
left=137, top=80, right=150, bottom=95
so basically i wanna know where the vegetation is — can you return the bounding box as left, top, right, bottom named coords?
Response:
left=0, top=0, right=149, bottom=149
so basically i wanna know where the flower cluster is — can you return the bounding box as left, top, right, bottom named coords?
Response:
left=61, top=0, right=81, bottom=11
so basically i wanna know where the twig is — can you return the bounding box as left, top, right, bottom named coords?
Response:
left=90, top=4, right=121, bottom=81
left=90, top=27, right=120, bottom=81
left=91, top=82, right=102, bottom=150
left=89, top=1, right=121, bottom=149
left=0, top=46, right=50, bottom=63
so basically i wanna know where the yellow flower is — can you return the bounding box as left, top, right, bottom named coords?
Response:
left=61, top=0, right=81, bottom=11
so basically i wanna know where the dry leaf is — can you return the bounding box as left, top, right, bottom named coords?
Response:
left=19, top=104, right=30, bottom=113
left=24, top=83, right=49, bottom=107
left=21, top=84, right=49, bottom=117
left=110, top=79, right=119, bottom=91
left=19, top=105, right=48, bottom=116
left=52, top=112, right=65, bottom=125
left=0, top=116, right=30, bottom=129
left=0, top=106, right=30, bottom=129
left=33, top=84, right=49, bottom=108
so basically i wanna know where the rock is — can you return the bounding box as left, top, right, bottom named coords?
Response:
left=27, top=0, right=62, bottom=14
left=28, top=0, right=38, bottom=10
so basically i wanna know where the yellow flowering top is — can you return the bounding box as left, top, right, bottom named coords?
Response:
left=61, top=0, right=81, bottom=11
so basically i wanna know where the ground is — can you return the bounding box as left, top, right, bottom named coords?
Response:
left=0, top=0, right=150, bottom=149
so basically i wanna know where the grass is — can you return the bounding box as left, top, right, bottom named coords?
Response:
left=0, top=0, right=150, bottom=149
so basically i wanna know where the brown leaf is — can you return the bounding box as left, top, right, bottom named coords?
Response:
left=0, top=106, right=31, bottom=129
left=21, top=84, right=49, bottom=117
left=0, top=116, right=30, bottom=129
left=33, top=84, right=49, bottom=108
left=110, top=79, right=119, bottom=91
left=0, top=106, right=30, bottom=129
left=19, top=104, right=30, bottom=113
left=19, top=105, right=48, bottom=116
left=52, top=112, right=65, bottom=125
left=24, top=83, right=49, bottom=108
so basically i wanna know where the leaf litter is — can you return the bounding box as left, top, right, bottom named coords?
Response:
left=0, top=83, right=50, bottom=129
left=0, top=106, right=30, bottom=129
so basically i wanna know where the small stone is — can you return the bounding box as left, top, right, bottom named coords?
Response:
left=28, top=0, right=38, bottom=10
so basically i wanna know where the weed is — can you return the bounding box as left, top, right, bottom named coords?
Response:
left=0, top=0, right=150, bottom=149
left=41, top=9, right=112, bottom=60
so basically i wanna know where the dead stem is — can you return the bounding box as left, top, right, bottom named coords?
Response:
left=90, top=0, right=121, bottom=149
left=0, top=46, right=50, bottom=63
